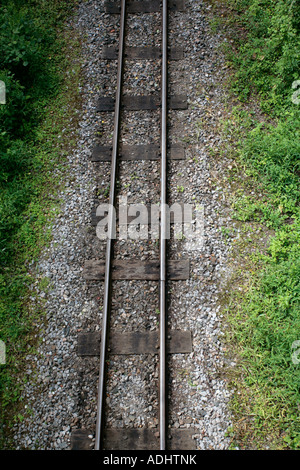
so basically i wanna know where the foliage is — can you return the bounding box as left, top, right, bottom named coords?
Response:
left=224, top=0, right=300, bottom=112
left=0, top=0, right=73, bottom=268
left=0, top=0, right=80, bottom=447
left=212, top=0, right=300, bottom=449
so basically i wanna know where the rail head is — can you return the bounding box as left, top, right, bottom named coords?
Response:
left=94, top=0, right=127, bottom=451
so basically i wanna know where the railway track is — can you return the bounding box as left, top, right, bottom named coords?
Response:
left=71, top=0, right=196, bottom=451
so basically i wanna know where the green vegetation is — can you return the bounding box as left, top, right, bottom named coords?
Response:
left=210, top=0, right=300, bottom=449
left=0, top=0, right=81, bottom=446
left=0, top=0, right=299, bottom=452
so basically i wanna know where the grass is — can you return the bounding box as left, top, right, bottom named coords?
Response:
left=208, top=0, right=300, bottom=449
left=1, top=0, right=299, bottom=452
left=0, top=0, right=82, bottom=447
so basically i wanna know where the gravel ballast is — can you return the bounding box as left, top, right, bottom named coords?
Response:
left=10, top=0, right=235, bottom=450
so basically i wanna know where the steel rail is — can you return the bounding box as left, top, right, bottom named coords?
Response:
left=160, top=0, right=168, bottom=451
left=94, top=0, right=126, bottom=451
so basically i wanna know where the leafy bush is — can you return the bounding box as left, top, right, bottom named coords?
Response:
left=242, top=111, right=300, bottom=213
left=227, top=0, right=300, bottom=111
left=0, top=70, right=32, bottom=138
left=0, top=0, right=69, bottom=251
left=0, top=2, right=55, bottom=88
left=0, top=0, right=80, bottom=446
left=215, top=0, right=300, bottom=449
